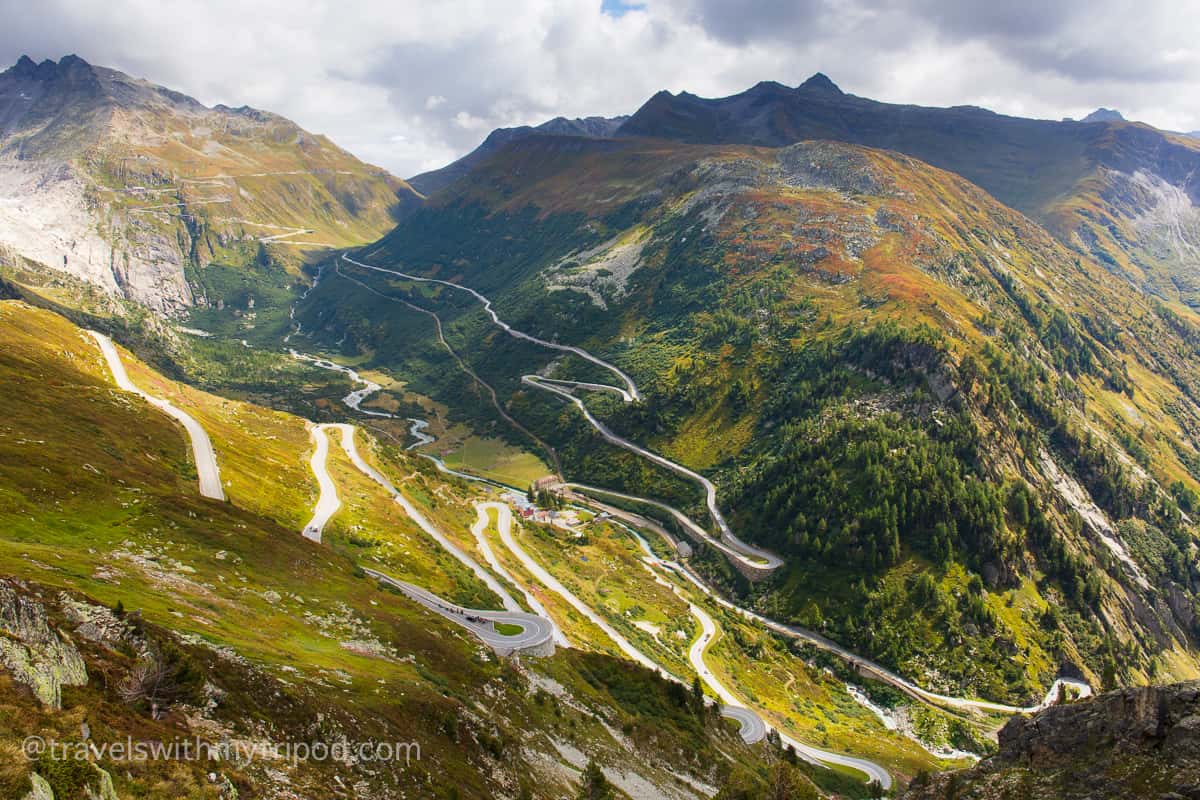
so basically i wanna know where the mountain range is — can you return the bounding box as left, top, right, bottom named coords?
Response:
left=614, top=75, right=1200, bottom=307
left=0, top=55, right=416, bottom=311
left=407, top=114, right=628, bottom=196
left=3, top=54, right=1200, bottom=800
left=418, top=74, right=1200, bottom=306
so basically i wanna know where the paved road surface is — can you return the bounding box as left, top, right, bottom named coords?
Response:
left=302, top=424, right=342, bottom=542
left=343, top=255, right=640, bottom=401
left=525, top=376, right=782, bottom=571
left=489, top=502, right=667, bottom=673
left=90, top=331, right=225, bottom=500
left=489, top=502, right=781, bottom=747
left=667, top=558, right=1084, bottom=716
left=565, top=482, right=777, bottom=570
left=300, top=421, right=554, bottom=655
left=471, top=503, right=569, bottom=646
left=686, top=605, right=768, bottom=745
left=364, top=568, right=554, bottom=656
left=688, top=605, right=891, bottom=787
left=321, top=423, right=524, bottom=613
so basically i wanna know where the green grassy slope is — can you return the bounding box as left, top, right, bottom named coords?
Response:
left=0, top=299, right=790, bottom=800
left=294, top=135, right=1200, bottom=704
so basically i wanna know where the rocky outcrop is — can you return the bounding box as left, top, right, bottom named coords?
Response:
left=23, top=773, right=55, bottom=800
left=0, top=582, right=87, bottom=709
left=903, top=682, right=1200, bottom=799
left=60, top=593, right=136, bottom=648
left=21, top=763, right=118, bottom=800
left=83, top=764, right=118, bottom=800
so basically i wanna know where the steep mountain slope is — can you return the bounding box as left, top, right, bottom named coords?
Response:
left=296, top=132, right=1200, bottom=705
left=0, top=55, right=419, bottom=312
left=902, top=681, right=1200, bottom=799
left=408, top=114, right=627, bottom=196
left=616, top=76, right=1200, bottom=306
left=0, top=298, right=797, bottom=800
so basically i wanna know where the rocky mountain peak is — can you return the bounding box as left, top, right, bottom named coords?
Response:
left=56, top=53, right=93, bottom=73
left=747, top=79, right=792, bottom=95
left=1082, top=107, right=1125, bottom=123
left=9, top=54, right=38, bottom=77
left=5, top=53, right=97, bottom=83
left=798, top=72, right=842, bottom=94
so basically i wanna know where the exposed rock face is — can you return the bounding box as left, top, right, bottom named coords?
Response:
left=59, top=592, right=136, bottom=647
left=903, top=682, right=1200, bottom=799
left=0, top=158, right=190, bottom=309
left=84, top=764, right=118, bottom=800
left=23, top=773, right=55, bottom=800
left=0, top=582, right=87, bottom=709
left=0, top=54, right=412, bottom=314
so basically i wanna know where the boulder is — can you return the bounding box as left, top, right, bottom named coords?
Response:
left=0, top=582, right=87, bottom=709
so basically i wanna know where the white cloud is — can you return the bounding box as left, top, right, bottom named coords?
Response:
left=0, top=0, right=1196, bottom=177
left=452, top=110, right=489, bottom=131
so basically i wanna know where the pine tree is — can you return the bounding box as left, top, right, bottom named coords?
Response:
left=691, top=675, right=705, bottom=715
left=577, top=760, right=613, bottom=800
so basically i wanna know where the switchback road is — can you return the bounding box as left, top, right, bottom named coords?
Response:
left=90, top=331, right=225, bottom=501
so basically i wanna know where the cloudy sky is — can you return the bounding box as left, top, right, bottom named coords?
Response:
left=1, top=0, right=1196, bottom=177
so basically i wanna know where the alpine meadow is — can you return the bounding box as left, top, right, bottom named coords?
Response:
left=2, top=3, right=1200, bottom=798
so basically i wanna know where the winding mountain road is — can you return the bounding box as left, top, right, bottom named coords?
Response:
left=363, top=568, right=554, bottom=657
left=487, top=501, right=665, bottom=673
left=484, top=500, right=772, bottom=746
left=303, top=424, right=342, bottom=542
left=688, top=606, right=767, bottom=745
left=523, top=376, right=782, bottom=570
left=564, top=482, right=776, bottom=567
left=337, top=255, right=1091, bottom=717
left=471, top=503, right=569, bottom=646
left=688, top=604, right=890, bottom=787
left=302, top=423, right=554, bottom=655
left=341, top=254, right=778, bottom=573
left=320, top=423, right=524, bottom=613
left=343, top=255, right=640, bottom=401
left=89, top=331, right=225, bottom=501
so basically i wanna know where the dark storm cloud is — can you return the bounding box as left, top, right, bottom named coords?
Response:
left=0, top=0, right=1195, bottom=176
left=666, top=0, right=1194, bottom=84
left=660, top=0, right=831, bottom=45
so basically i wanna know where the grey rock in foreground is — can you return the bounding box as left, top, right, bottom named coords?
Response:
left=0, top=581, right=87, bottom=709
left=903, top=681, right=1200, bottom=799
